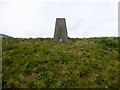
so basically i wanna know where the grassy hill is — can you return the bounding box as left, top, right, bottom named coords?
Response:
left=2, top=37, right=119, bottom=88
left=0, top=34, right=13, bottom=38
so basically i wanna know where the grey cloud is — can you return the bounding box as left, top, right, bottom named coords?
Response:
left=0, top=0, right=118, bottom=38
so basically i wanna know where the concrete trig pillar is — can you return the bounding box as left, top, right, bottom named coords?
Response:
left=53, top=18, right=68, bottom=42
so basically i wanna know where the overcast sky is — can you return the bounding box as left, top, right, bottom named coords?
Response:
left=0, top=0, right=119, bottom=38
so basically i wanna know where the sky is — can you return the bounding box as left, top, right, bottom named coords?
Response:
left=0, top=0, right=119, bottom=38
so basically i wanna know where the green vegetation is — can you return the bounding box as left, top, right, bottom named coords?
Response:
left=2, top=37, right=119, bottom=88
left=0, top=38, right=2, bottom=82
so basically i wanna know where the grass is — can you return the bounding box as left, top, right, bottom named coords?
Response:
left=0, top=37, right=2, bottom=82
left=2, top=37, right=119, bottom=88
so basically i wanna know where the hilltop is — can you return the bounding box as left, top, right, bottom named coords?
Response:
left=2, top=37, right=119, bottom=88
left=0, top=33, right=13, bottom=38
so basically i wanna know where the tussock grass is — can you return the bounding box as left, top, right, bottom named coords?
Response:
left=2, top=37, right=119, bottom=88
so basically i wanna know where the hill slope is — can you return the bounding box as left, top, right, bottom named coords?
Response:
left=2, top=37, right=119, bottom=88
left=0, top=34, right=13, bottom=38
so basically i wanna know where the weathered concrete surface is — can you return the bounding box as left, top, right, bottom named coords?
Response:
left=53, top=18, right=68, bottom=42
